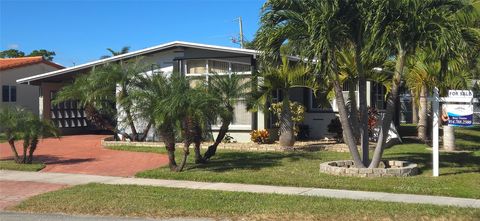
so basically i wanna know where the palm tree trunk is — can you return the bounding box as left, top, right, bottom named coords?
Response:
left=27, top=137, right=39, bottom=164
left=139, top=121, right=153, bottom=141
left=203, top=114, right=231, bottom=160
left=8, top=138, right=20, bottom=163
left=159, top=125, right=177, bottom=171
left=176, top=143, right=190, bottom=172
left=22, top=138, right=29, bottom=164
left=354, top=46, right=370, bottom=165
left=279, top=91, right=295, bottom=147
left=369, top=49, right=406, bottom=168
left=348, top=79, right=360, bottom=142
left=124, top=108, right=139, bottom=141
left=332, top=78, right=364, bottom=167
left=411, top=90, right=418, bottom=124
left=443, top=125, right=456, bottom=151
left=193, top=123, right=205, bottom=164
left=418, top=85, right=428, bottom=142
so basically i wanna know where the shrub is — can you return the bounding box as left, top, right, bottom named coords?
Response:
left=250, top=129, right=270, bottom=144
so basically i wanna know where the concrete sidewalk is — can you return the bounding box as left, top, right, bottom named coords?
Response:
left=1, top=170, right=479, bottom=209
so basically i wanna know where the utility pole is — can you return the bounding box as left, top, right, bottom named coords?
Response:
left=238, top=17, right=244, bottom=48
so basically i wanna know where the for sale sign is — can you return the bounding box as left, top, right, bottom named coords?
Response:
left=444, top=104, right=473, bottom=127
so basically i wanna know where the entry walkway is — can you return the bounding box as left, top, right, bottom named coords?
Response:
left=1, top=170, right=479, bottom=208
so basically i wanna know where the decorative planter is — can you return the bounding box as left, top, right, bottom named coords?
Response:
left=320, top=160, right=419, bottom=177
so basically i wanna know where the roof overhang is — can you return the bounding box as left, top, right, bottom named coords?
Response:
left=17, top=41, right=259, bottom=85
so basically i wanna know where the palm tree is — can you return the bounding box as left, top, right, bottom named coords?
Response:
left=0, top=106, right=59, bottom=164
left=405, top=52, right=439, bottom=142
left=100, top=46, right=130, bottom=59
left=252, top=57, right=317, bottom=147
left=256, top=0, right=475, bottom=168
left=55, top=58, right=152, bottom=141
left=136, top=72, right=216, bottom=171
left=202, top=73, right=251, bottom=161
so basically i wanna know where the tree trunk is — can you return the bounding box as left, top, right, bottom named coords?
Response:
left=418, top=85, right=428, bottom=142
left=369, top=49, right=406, bottom=168
left=7, top=138, right=20, bottom=163
left=27, top=137, right=38, bottom=164
left=279, top=92, right=295, bottom=147
left=203, top=113, right=232, bottom=160
left=22, top=138, right=29, bottom=164
left=175, top=143, right=190, bottom=172
left=348, top=79, right=360, bottom=142
left=443, top=125, right=456, bottom=151
left=193, top=122, right=205, bottom=164
left=159, top=125, right=177, bottom=171
left=331, top=55, right=364, bottom=167
left=411, top=90, right=418, bottom=124
left=139, top=121, right=153, bottom=141
left=354, top=45, right=369, bottom=165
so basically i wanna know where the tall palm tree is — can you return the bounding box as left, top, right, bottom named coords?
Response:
left=252, top=57, right=317, bottom=147
left=202, top=73, right=251, bottom=161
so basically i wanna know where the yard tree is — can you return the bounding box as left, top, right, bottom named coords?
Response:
left=0, top=106, right=59, bottom=164
left=28, top=49, right=56, bottom=61
left=100, top=46, right=131, bottom=59
left=250, top=57, right=317, bottom=147
left=203, top=73, right=251, bottom=161
left=256, top=0, right=477, bottom=168
left=0, top=49, right=25, bottom=58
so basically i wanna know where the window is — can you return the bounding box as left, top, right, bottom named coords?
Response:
left=186, top=60, right=207, bottom=74
left=2, top=85, right=16, bottom=102
left=372, top=82, right=387, bottom=110
left=208, top=60, right=229, bottom=73
left=231, top=63, right=250, bottom=73
left=308, top=89, right=333, bottom=112
left=231, top=100, right=251, bottom=125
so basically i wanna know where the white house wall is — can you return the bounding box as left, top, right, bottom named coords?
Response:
left=0, top=63, right=60, bottom=116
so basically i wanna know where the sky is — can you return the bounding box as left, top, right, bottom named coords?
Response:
left=0, top=0, right=264, bottom=67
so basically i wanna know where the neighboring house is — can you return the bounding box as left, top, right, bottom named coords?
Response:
left=0, top=56, right=64, bottom=115
left=16, top=41, right=387, bottom=142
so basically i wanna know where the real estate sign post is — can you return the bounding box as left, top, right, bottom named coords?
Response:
left=432, top=89, right=476, bottom=177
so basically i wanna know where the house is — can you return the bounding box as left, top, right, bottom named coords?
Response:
left=0, top=56, right=64, bottom=115
left=16, top=41, right=388, bottom=142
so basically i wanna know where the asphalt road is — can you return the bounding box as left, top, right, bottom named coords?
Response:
left=0, top=212, right=216, bottom=221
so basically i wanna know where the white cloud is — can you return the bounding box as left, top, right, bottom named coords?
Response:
left=7, top=44, right=19, bottom=49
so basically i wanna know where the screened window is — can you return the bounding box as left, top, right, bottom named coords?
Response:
left=2, top=85, right=16, bottom=102
left=186, top=60, right=207, bottom=74
left=231, top=101, right=251, bottom=125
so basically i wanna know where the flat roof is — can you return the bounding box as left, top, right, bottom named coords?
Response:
left=17, top=41, right=258, bottom=84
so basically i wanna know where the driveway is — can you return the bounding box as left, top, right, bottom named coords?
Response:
left=0, top=135, right=168, bottom=177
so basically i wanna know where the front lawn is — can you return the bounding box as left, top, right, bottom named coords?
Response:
left=12, top=183, right=479, bottom=221
left=0, top=160, right=45, bottom=171
left=107, top=143, right=480, bottom=199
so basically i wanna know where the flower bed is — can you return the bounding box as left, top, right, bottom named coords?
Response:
left=319, top=160, right=419, bottom=177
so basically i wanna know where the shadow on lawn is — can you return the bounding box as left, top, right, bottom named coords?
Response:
left=188, top=151, right=322, bottom=172
left=385, top=151, right=480, bottom=175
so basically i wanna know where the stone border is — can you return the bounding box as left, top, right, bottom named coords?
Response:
left=101, top=137, right=361, bottom=152
left=320, top=160, right=419, bottom=177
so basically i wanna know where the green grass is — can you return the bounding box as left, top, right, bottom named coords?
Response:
left=132, top=144, right=480, bottom=199
left=399, top=124, right=480, bottom=150
left=0, top=160, right=45, bottom=171
left=12, top=183, right=480, bottom=221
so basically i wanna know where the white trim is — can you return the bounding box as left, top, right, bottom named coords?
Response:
left=17, top=41, right=259, bottom=84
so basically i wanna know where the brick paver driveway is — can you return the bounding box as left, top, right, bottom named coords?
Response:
left=0, top=181, right=68, bottom=210
left=0, top=135, right=168, bottom=177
